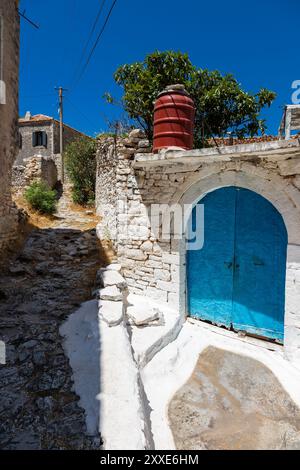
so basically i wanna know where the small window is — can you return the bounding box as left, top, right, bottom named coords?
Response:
left=32, top=131, right=47, bottom=148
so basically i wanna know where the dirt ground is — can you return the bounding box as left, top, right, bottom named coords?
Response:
left=169, top=346, right=300, bottom=450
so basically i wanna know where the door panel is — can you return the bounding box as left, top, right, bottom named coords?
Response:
left=232, top=189, right=287, bottom=341
left=187, top=186, right=287, bottom=342
left=187, top=187, right=236, bottom=328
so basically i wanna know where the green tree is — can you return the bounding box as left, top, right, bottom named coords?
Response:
left=64, top=137, right=97, bottom=205
left=106, top=51, right=276, bottom=147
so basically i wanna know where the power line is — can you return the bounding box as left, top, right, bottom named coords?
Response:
left=74, top=0, right=118, bottom=88
left=20, top=92, right=56, bottom=99
left=70, top=0, right=107, bottom=88
left=65, top=96, right=99, bottom=130
left=18, top=9, right=39, bottom=29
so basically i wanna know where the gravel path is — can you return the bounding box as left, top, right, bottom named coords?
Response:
left=0, top=193, right=106, bottom=449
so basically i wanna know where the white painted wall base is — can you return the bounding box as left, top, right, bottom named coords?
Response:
left=60, top=300, right=146, bottom=450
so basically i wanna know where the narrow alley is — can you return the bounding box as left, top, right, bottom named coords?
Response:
left=0, top=193, right=104, bottom=449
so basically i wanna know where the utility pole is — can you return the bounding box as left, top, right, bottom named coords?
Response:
left=55, top=86, right=67, bottom=184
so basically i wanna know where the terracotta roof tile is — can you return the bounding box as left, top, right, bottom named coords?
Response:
left=19, top=114, right=53, bottom=122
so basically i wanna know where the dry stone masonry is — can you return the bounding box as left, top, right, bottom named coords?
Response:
left=12, top=155, right=58, bottom=193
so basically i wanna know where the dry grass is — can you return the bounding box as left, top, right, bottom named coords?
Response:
left=13, top=194, right=57, bottom=229
left=11, top=191, right=116, bottom=267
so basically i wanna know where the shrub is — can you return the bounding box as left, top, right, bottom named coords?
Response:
left=25, top=181, right=57, bottom=214
left=64, top=137, right=97, bottom=206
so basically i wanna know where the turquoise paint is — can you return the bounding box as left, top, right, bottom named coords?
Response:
left=187, top=187, right=287, bottom=342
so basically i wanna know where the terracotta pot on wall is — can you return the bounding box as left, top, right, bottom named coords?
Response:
left=153, top=84, right=195, bottom=153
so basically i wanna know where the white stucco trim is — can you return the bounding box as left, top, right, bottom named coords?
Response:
left=162, top=163, right=300, bottom=365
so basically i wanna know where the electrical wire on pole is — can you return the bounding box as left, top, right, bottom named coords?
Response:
left=18, top=9, right=39, bottom=29
left=72, top=0, right=118, bottom=89
left=69, top=0, right=107, bottom=89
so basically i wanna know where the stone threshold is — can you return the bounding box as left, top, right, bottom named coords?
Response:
left=128, top=294, right=183, bottom=369
left=187, top=317, right=284, bottom=354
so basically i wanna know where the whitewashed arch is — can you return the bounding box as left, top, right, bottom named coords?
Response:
left=165, top=164, right=300, bottom=364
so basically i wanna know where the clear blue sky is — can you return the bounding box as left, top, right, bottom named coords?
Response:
left=19, top=0, right=299, bottom=137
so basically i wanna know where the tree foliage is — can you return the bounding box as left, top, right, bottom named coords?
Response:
left=64, top=137, right=97, bottom=205
left=106, top=51, right=276, bottom=147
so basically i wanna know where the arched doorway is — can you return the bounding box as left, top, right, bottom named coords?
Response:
left=187, top=187, right=288, bottom=342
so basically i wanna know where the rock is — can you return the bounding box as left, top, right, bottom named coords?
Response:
left=129, top=129, right=145, bottom=140
left=105, top=263, right=122, bottom=272
left=127, top=303, right=163, bottom=327
left=38, top=373, right=54, bottom=391
left=99, top=300, right=124, bottom=326
left=20, top=362, right=34, bottom=377
left=99, top=270, right=127, bottom=290
left=154, top=268, right=171, bottom=282
left=138, top=139, right=150, bottom=148
left=141, top=240, right=153, bottom=252
left=36, top=396, right=56, bottom=413
left=18, top=349, right=31, bottom=362
left=35, top=262, right=50, bottom=274
left=9, top=264, right=26, bottom=275
left=125, top=248, right=148, bottom=261
left=23, top=340, right=38, bottom=349
left=99, top=285, right=123, bottom=301
left=33, top=350, right=46, bottom=365
left=52, top=371, right=66, bottom=389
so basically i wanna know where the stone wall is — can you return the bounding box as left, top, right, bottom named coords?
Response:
left=12, top=156, right=58, bottom=193
left=96, top=131, right=300, bottom=364
left=0, top=1, right=19, bottom=254
left=96, top=131, right=177, bottom=304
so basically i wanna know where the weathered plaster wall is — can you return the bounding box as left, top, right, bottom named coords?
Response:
left=0, top=1, right=19, bottom=254
left=96, top=133, right=300, bottom=364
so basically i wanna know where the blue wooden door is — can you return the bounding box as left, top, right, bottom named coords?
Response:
left=187, top=187, right=287, bottom=342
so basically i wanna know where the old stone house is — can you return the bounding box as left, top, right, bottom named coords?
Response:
left=96, top=130, right=300, bottom=366
left=15, top=113, right=86, bottom=181
left=0, top=0, right=19, bottom=255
